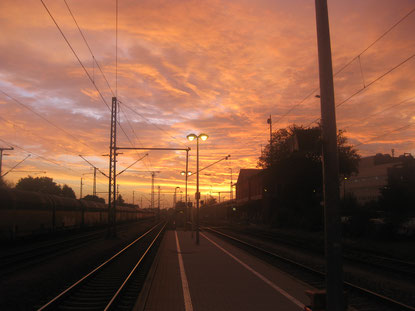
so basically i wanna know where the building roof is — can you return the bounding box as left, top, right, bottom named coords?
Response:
left=236, top=169, right=263, bottom=184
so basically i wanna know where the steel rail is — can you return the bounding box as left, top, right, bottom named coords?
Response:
left=204, top=226, right=415, bottom=311
left=37, top=223, right=162, bottom=310
left=104, top=222, right=166, bottom=310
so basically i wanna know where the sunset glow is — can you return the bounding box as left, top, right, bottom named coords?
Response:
left=1, top=0, right=414, bottom=206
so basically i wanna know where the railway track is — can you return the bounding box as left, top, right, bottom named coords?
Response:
left=0, top=221, right=153, bottom=277
left=238, top=226, right=415, bottom=279
left=36, top=222, right=165, bottom=311
left=203, top=226, right=415, bottom=311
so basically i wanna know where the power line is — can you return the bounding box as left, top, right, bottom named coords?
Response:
left=40, top=0, right=110, bottom=111
left=119, top=100, right=189, bottom=148
left=0, top=114, right=87, bottom=156
left=118, top=105, right=153, bottom=172
left=276, top=6, right=415, bottom=126
left=0, top=89, right=97, bottom=153
left=333, top=7, right=415, bottom=77
left=63, top=0, right=115, bottom=96
left=40, top=0, right=142, bottom=156
left=305, top=51, right=415, bottom=127
left=342, top=95, right=415, bottom=130
left=355, top=123, right=414, bottom=148
left=0, top=137, right=79, bottom=173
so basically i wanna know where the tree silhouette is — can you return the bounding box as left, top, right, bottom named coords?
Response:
left=15, top=176, right=76, bottom=198
left=257, top=125, right=360, bottom=230
left=83, top=194, right=105, bottom=203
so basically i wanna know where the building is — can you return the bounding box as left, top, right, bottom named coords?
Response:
left=235, top=169, right=263, bottom=205
left=344, top=153, right=411, bottom=204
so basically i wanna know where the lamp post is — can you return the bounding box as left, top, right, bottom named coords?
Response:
left=187, top=133, right=208, bottom=245
left=174, top=186, right=180, bottom=208
left=181, top=169, right=192, bottom=231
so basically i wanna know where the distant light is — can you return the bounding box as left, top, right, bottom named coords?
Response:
left=232, top=207, right=236, bottom=211
left=199, top=134, right=209, bottom=141
left=181, top=171, right=185, bottom=176
left=187, top=134, right=197, bottom=141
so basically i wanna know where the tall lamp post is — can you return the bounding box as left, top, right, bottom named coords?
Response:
left=181, top=170, right=192, bottom=231
left=186, top=133, right=208, bottom=245
left=174, top=186, right=180, bottom=207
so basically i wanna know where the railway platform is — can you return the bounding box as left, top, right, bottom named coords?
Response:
left=134, top=228, right=313, bottom=311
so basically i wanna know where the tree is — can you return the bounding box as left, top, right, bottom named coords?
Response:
left=61, top=184, right=76, bottom=198
left=257, top=125, right=360, bottom=230
left=258, top=125, right=360, bottom=178
left=16, top=176, right=61, bottom=195
left=83, top=194, right=105, bottom=204
left=15, top=176, right=77, bottom=198
left=116, top=194, right=125, bottom=205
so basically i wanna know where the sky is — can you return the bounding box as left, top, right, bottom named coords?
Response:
left=0, top=0, right=414, bottom=207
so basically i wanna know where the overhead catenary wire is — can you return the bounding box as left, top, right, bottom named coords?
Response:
left=119, top=100, right=190, bottom=149
left=0, top=89, right=97, bottom=154
left=0, top=137, right=79, bottom=173
left=40, top=0, right=145, bottom=155
left=63, top=0, right=115, bottom=96
left=275, top=6, right=415, bottom=126
left=355, top=123, right=414, bottom=148
left=305, top=51, right=415, bottom=127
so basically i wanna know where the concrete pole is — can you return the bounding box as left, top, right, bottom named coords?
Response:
left=158, top=186, right=161, bottom=218
left=93, top=167, right=97, bottom=197
left=80, top=177, right=83, bottom=199
left=196, top=137, right=200, bottom=245
left=185, top=148, right=189, bottom=231
left=314, top=1, right=345, bottom=310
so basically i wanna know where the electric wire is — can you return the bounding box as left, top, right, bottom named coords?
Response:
left=39, top=0, right=110, bottom=111
left=0, top=137, right=79, bottom=173
left=355, top=123, right=414, bottom=148
left=275, top=6, right=415, bottom=126
left=63, top=0, right=115, bottom=96
left=305, top=51, right=415, bottom=127
left=0, top=89, right=97, bottom=153
left=41, top=0, right=142, bottom=155
left=119, top=100, right=190, bottom=148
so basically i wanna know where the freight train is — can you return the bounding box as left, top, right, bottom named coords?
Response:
left=0, top=187, right=154, bottom=239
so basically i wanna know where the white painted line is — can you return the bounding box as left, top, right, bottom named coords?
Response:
left=201, top=232, right=305, bottom=309
left=175, top=231, right=194, bottom=311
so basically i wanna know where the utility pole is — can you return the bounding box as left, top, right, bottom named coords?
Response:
left=151, top=172, right=155, bottom=210
left=108, top=96, right=118, bottom=238
left=80, top=177, right=83, bottom=199
left=79, top=155, right=108, bottom=197
left=158, top=186, right=161, bottom=218
left=267, top=114, right=272, bottom=145
left=315, top=1, right=345, bottom=310
left=93, top=167, right=97, bottom=196
left=0, top=147, right=14, bottom=179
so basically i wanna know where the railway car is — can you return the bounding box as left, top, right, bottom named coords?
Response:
left=0, top=187, right=154, bottom=240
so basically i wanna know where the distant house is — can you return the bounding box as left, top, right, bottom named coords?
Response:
left=344, top=153, right=411, bottom=204
left=235, top=169, right=264, bottom=205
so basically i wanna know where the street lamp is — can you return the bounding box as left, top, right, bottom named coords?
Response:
left=174, top=186, right=180, bottom=207
left=187, top=133, right=209, bottom=245
left=181, top=170, right=192, bottom=231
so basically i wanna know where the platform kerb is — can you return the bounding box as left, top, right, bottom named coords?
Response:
left=137, top=229, right=312, bottom=311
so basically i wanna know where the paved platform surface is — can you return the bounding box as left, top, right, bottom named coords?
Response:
left=135, top=229, right=313, bottom=311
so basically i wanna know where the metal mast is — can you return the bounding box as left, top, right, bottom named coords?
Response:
left=315, top=0, right=345, bottom=309
left=108, top=96, right=118, bottom=237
